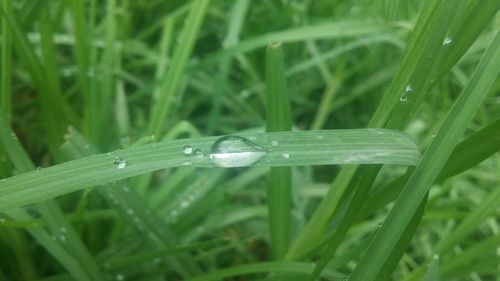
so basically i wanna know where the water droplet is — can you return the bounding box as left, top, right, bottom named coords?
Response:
left=113, top=157, right=127, bottom=169
left=116, top=273, right=124, bottom=281
left=194, top=149, right=203, bottom=158
left=432, top=132, right=437, bottom=138
left=442, top=36, right=453, bottom=45
left=60, top=227, right=67, bottom=233
left=282, top=152, right=290, bottom=159
left=271, top=140, right=279, bottom=146
left=11, top=132, right=18, bottom=140
left=432, top=254, right=440, bottom=260
left=126, top=209, right=134, bottom=215
left=59, top=234, right=66, bottom=242
left=377, top=221, right=384, bottom=227
left=182, top=145, right=193, bottom=155
left=405, top=84, right=413, bottom=92
left=400, top=95, right=408, bottom=102
left=209, top=136, right=267, bottom=167
left=0, top=217, right=5, bottom=223
left=182, top=160, right=192, bottom=166
left=180, top=200, right=189, bottom=208
left=122, top=186, right=130, bottom=192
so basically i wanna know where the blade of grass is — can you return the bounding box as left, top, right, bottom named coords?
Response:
left=349, top=30, right=500, bottom=281
left=287, top=0, right=498, bottom=260
left=206, top=0, right=249, bottom=134
left=186, top=262, right=343, bottom=281
left=360, top=116, right=500, bottom=219
left=0, top=0, right=12, bottom=121
left=0, top=119, right=104, bottom=281
left=0, top=129, right=420, bottom=210
left=266, top=42, right=292, bottom=259
left=148, top=0, right=210, bottom=136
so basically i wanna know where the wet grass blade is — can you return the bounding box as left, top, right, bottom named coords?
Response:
left=349, top=30, right=500, bottom=281
left=0, top=129, right=419, bottom=210
left=266, top=42, right=292, bottom=259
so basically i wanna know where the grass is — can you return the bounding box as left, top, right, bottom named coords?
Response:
left=0, top=0, right=499, bottom=280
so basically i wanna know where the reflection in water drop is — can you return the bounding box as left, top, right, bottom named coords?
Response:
left=182, top=145, right=193, bottom=155
left=442, top=36, right=453, bottom=45
left=209, top=136, right=267, bottom=167
left=113, top=157, right=127, bottom=169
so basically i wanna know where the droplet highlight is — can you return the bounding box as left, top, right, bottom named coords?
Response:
left=209, top=136, right=267, bottom=167
left=282, top=152, right=290, bottom=159
left=442, top=36, right=453, bottom=45
left=113, top=157, right=127, bottom=169
left=182, top=145, right=193, bottom=155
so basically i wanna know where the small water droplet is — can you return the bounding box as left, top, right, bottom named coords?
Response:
left=377, top=221, right=384, bottom=227
left=405, top=84, right=413, bottom=92
left=432, top=132, right=437, bottom=138
left=432, top=254, right=440, bottom=260
left=271, top=140, right=279, bottom=146
left=0, top=217, right=6, bottom=223
left=442, top=36, right=453, bottom=45
left=194, top=149, right=203, bottom=158
left=209, top=136, right=267, bottom=168
left=182, top=160, right=192, bottom=166
left=11, top=132, right=18, bottom=140
left=182, top=145, right=193, bottom=155
left=116, top=273, right=124, bottom=281
left=113, top=157, right=127, bottom=169
left=282, top=152, right=290, bottom=159
left=400, top=95, right=408, bottom=102
left=60, top=227, right=67, bottom=233
left=122, top=186, right=130, bottom=192
left=126, top=209, right=134, bottom=215
left=180, top=200, right=189, bottom=208
left=59, top=234, right=66, bottom=242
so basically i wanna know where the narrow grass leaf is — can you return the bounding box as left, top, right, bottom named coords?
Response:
left=0, top=129, right=419, bottom=210
left=266, top=42, right=292, bottom=260
left=349, top=30, right=500, bottom=281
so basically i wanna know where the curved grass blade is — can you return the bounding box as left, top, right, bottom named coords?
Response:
left=349, top=30, right=500, bottom=281
left=0, top=129, right=419, bottom=211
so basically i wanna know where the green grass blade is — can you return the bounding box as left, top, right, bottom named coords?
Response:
left=0, top=129, right=419, bottom=210
left=266, top=42, right=292, bottom=259
left=349, top=30, right=500, bottom=281
left=360, top=116, right=500, bottom=218
left=186, top=262, right=343, bottom=281
left=148, top=0, right=210, bottom=136
left=422, top=255, right=440, bottom=281
left=0, top=0, right=12, bottom=120
left=0, top=119, right=104, bottom=281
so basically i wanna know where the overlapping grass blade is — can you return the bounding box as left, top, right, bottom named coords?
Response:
left=266, top=42, right=292, bottom=259
left=287, top=0, right=499, bottom=260
left=0, top=119, right=104, bottom=281
left=349, top=30, right=500, bottom=281
left=186, top=262, right=343, bottom=281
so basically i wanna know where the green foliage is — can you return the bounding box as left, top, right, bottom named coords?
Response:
left=0, top=0, right=499, bottom=280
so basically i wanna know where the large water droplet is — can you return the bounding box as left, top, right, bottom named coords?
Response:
left=209, top=136, right=266, bottom=167
left=113, top=157, right=127, bottom=169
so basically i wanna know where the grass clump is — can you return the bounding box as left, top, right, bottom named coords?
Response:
left=0, top=0, right=499, bottom=280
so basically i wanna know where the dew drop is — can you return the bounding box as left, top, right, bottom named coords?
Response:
left=182, top=145, right=193, bottom=155
left=432, top=132, right=437, bottom=138
left=432, top=254, right=440, bottom=260
left=116, top=273, right=124, bottom=281
left=282, top=152, right=290, bottom=159
left=405, top=84, right=413, bottom=92
left=182, top=160, right=192, bottom=166
left=442, top=36, right=453, bottom=45
left=60, top=227, right=67, bottom=233
left=0, top=217, right=5, bottom=223
left=194, top=149, right=203, bottom=158
left=209, top=136, right=267, bottom=168
left=271, top=140, right=279, bottom=147
left=377, top=221, right=384, bottom=227
left=126, top=209, right=134, bottom=215
left=113, top=157, right=127, bottom=169
left=400, top=95, right=408, bottom=102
